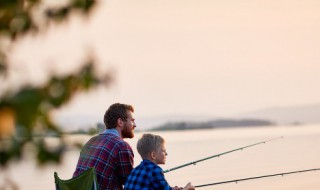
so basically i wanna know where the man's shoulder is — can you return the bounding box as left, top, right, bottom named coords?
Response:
left=91, top=133, right=120, bottom=142
left=96, top=134, right=132, bottom=149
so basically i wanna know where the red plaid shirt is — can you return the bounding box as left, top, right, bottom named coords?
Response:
left=73, top=131, right=134, bottom=190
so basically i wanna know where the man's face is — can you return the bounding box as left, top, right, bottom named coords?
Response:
left=121, top=111, right=136, bottom=138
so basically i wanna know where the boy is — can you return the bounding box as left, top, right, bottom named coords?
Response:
left=124, top=133, right=195, bottom=190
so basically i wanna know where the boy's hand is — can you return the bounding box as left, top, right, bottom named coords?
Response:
left=183, top=182, right=195, bottom=190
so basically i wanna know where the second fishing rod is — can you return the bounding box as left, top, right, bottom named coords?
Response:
left=163, top=136, right=283, bottom=173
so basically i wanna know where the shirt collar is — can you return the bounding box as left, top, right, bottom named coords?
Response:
left=142, top=159, right=157, bottom=166
left=102, top=128, right=120, bottom=137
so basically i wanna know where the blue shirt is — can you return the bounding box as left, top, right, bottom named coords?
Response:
left=124, top=159, right=172, bottom=190
left=102, top=128, right=120, bottom=137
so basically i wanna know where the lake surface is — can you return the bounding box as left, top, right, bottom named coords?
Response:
left=1, top=124, right=320, bottom=190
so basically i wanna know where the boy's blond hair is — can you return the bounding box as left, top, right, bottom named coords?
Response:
left=137, top=134, right=165, bottom=159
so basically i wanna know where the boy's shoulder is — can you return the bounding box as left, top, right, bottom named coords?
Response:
left=137, top=160, right=162, bottom=171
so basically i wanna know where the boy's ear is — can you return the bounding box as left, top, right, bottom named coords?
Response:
left=150, top=151, right=156, bottom=160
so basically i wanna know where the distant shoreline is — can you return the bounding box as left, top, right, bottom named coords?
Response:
left=145, top=118, right=276, bottom=131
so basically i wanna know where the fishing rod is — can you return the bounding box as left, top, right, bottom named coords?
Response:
left=195, top=168, right=320, bottom=188
left=163, top=136, right=283, bottom=173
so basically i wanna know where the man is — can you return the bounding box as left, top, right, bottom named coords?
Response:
left=73, top=103, right=136, bottom=190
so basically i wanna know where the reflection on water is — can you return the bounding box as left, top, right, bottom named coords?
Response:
left=1, top=125, right=320, bottom=190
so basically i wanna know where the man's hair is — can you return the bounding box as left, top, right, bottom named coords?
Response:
left=103, top=103, right=134, bottom=129
left=137, top=133, right=165, bottom=159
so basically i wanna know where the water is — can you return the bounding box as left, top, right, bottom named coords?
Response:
left=1, top=124, right=320, bottom=190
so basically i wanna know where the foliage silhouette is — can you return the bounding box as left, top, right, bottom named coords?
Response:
left=0, top=0, right=110, bottom=169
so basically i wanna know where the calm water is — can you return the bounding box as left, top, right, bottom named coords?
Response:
left=1, top=124, right=320, bottom=190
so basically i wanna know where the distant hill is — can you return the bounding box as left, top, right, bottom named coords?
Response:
left=150, top=118, right=274, bottom=131
left=53, top=103, right=320, bottom=132
left=53, top=113, right=216, bottom=131
left=136, top=114, right=216, bottom=130
left=237, top=103, right=320, bottom=124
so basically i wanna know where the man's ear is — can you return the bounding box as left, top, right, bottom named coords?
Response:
left=117, top=118, right=123, bottom=128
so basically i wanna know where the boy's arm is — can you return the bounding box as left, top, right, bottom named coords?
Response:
left=151, top=167, right=172, bottom=190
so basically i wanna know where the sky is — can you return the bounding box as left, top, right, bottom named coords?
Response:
left=7, top=0, right=320, bottom=126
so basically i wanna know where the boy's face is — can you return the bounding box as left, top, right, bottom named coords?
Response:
left=154, top=143, right=168, bottom=165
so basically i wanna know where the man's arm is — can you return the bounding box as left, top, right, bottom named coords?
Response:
left=117, top=143, right=134, bottom=184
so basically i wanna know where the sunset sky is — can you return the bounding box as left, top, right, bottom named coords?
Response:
left=9, top=0, right=320, bottom=123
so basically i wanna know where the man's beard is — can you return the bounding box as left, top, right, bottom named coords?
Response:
left=121, top=126, right=134, bottom=138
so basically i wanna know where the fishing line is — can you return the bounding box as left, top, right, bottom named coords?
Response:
left=163, top=136, right=283, bottom=173
left=194, top=168, right=320, bottom=188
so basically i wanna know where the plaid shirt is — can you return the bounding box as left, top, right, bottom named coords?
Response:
left=73, top=130, right=134, bottom=190
left=124, top=159, right=172, bottom=190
